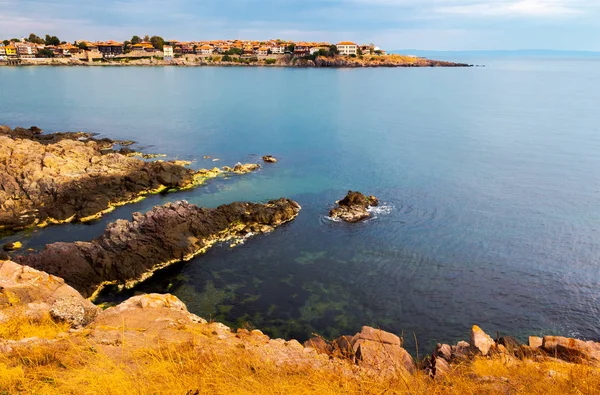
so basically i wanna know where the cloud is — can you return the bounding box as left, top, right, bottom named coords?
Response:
left=435, top=0, right=585, bottom=17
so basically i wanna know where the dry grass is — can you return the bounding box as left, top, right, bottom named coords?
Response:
left=0, top=317, right=599, bottom=394
left=0, top=313, right=70, bottom=341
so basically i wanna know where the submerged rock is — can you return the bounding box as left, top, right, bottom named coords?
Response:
left=262, top=155, right=278, bottom=163
left=329, top=191, right=379, bottom=223
left=3, top=242, right=22, bottom=251
left=16, top=198, right=301, bottom=299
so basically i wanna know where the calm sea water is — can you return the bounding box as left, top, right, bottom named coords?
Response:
left=1, top=59, right=599, bottom=351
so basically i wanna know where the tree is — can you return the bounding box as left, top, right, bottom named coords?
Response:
left=10, top=38, right=21, bottom=42
left=143, top=35, right=150, bottom=42
left=131, top=35, right=141, bottom=45
left=77, top=42, right=88, bottom=50
left=37, top=48, right=55, bottom=58
left=222, top=54, right=232, bottom=62
left=123, top=41, right=131, bottom=53
left=150, top=36, right=164, bottom=50
left=357, top=48, right=363, bottom=56
left=2, top=40, right=9, bottom=46
left=329, top=45, right=339, bottom=55
left=44, top=35, right=60, bottom=46
left=28, top=33, right=44, bottom=44
left=286, top=44, right=295, bottom=53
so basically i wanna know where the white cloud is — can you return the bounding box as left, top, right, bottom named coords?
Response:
left=436, top=0, right=584, bottom=17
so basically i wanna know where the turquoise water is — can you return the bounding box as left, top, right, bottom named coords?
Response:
left=1, top=59, right=600, bottom=350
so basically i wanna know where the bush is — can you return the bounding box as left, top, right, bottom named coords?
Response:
left=222, top=54, right=232, bottom=62
left=264, top=58, right=276, bottom=65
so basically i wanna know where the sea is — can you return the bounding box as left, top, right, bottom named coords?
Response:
left=1, top=57, right=599, bottom=352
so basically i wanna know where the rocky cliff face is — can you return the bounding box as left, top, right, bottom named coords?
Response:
left=0, top=125, right=259, bottom=232
left=16, top=199, right=301, bottom=299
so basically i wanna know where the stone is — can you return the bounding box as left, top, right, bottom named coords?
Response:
left=50, top=296, right=98, bottom=327
left=17, top=199, right=301, bottom=298
left=262, top=155, right=278, bottom=163
left=498, top=336, right=522, bottom=354
left=529, top=336, right=543, bottom=349
left=434, top=343, right=452, bottom=362
left=329, top=191, right=379, bottom=223
left=542, top=336, right=600, bottom=366
left=354, top=339, right=415, bottom=374
left=332, top=335, right=356, bottom=358
left=0, top=260, right=99, bottom=328
left=304, top=337, right=332, bottom=355
left=3, top=242, right=22, bottom=251
left=353, top=326, right=401, bottom=346
left=451, top=341, right=471, bottom=360
left=432, top=355, right=450, bottom=379
left=471, top=325, right=496, bottom=356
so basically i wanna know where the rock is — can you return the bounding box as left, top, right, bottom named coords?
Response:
left=3, top=242, right=22, bottom=251
left=0, top=260, right=98, bottom=327
left=50, top=296, right=98, bottom=327
left=471, top=325, right=496, bottom=356
left=232, top=163, right=260, bottom=174
left=16, top=199, right=301, bottom=299
left=354, top=339, right=415, bottom=374
left=432, top=355, right=450, bottom=379
left=332, top=335, right=356, bottom=358
left=451, top=341, right=471, bottom=360
left=434, top=343, right=452, bottom=362
left=262, top=155, right=278, bottom=163
left=542, top=336, right=600, bottom=366
left=329, top=191, right=379, bottom=223
left=529, top=336, right=543, bottom=349
left=353, top=326, right=401, bottom=346
left=0, top=125, right=260, bottom=232
left=304, top=337, right=332, bottom=355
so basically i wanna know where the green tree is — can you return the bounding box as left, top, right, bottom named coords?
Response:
left=286, top=44, right=295, bottom=53
left=123, top=40, right=131, bottom=53
left=329, top=45, right=339, bottom=55
left=150, top=36, right=164, bottom=50
left=77, top=42, right=88, bottom=50
left=143, top=35, right=150, bottom=42
left=37, top=48, right=55, bottom=58
left=10, top=38, right=21, bottom=42
left=28, top=33, right=44, bottom=44
left=222, top=54, right=232, bottom=62
left=44, top=35, right=60, bottom=46
left=2, top=40, right=10, bottom=46
left=131, top=35, right=141, bottom=45
left=357, top=48, right=363, bottom=56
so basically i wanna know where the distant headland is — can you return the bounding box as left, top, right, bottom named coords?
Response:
left=0, top=34, right=471, bottom=68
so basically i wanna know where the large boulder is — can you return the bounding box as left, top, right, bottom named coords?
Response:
left=0, top=260, right=98, bottom=327
left=470, top=325, right=495, bottom=356
left=17, top=199, right=301, bottom=299
left=542, top=336, right=600, bottom=366
left=329, top=191, right=379, bottom=223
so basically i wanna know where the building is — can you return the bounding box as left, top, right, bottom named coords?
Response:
left=0, top=44, right=6, bottom=60
left=5, top=45, right=17, bottom=58
left=97, top=42, right=124, bottom=58
left=336, top=41, right=358, bottom=56
left=198, top=45, right=213, bottom=55
left=256, top=46, right=269, bottom=56
left=131, top=42, right=154, bottom=52
left=270, top=44, right=286, bottom=54
left=14, top=43, right=37, bottom=58
left=163, top=45, right=173, bottom=60
left=294, top=42, right=310, bottom=57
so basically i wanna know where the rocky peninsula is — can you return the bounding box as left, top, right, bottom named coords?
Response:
left=0, top=125, right=260, bottom=233
left=2, top=54, right=471, bottom=68
left=15, top=198, right=301, bottom=299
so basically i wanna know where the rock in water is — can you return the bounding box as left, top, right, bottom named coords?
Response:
left=16, top=199, right=301, bottom=299
left=329, top=191, right=379, bottom=223
left=470, top=325, right=496, bottom=356
left=3, top=242, right=22, bottom=251
left=262, top=155, right=278, bottom=163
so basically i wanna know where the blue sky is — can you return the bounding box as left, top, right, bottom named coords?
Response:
left=1, top=0, right=599, bottom=50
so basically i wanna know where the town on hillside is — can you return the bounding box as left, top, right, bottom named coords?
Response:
left=0, top=34, right=387, bottom=62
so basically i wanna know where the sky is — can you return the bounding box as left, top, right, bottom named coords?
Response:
left=1, top=0, right=599, bottom=50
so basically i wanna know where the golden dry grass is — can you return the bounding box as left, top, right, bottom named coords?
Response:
left=0, top=317, right=599, bottom=395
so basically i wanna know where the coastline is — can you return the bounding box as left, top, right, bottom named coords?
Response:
left=0, top=54, right=472, bottom=68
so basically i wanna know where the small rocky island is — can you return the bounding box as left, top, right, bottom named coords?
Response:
left=329, top=191, right=379, bottom=223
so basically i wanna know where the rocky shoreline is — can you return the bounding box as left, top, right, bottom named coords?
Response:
left=15, top=198, right=301, bottom=299
left=0, top=54, right=471, bottom=68
left=1, top=259, right=599, bottom=393
left=0, top=125, right=260, bottom=233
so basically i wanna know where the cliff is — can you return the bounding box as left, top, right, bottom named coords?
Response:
left=0, top=259, right=598, bottom=395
